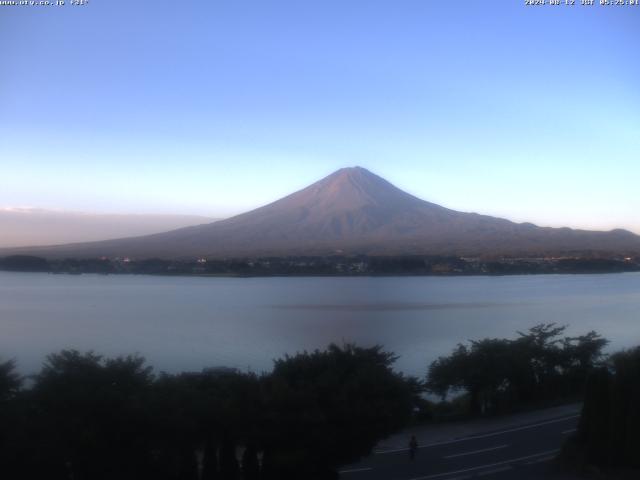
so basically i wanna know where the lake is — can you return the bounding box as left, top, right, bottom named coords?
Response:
left=1, top=271, right=639, bottom=377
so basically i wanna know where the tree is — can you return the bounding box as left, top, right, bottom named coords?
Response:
left=27, top=350, right=155, bottom=480
left=0, top=359, right=21, bottom=402
left=428, top=339, right=515, bottom=414
left=0, top=255, right=49, bottom=272
left=427, top=325, right=609, bottom=416
left=149, top=368, right=262, bottom=480
left=1, top=344, right=420, bottom=479
left=608, top=347, right=640, bottom=468
left=261, top=343, right=419, bottom=478
left=0, top=359, right=23, bottom=477
left=569, top=347, right=640, bottom=470
left=241, top=442, right=260, bottom=480
left=560, top=331, right=609, bottom=395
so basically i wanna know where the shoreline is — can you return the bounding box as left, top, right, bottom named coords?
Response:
left=1, top=269, right=640, bottom=278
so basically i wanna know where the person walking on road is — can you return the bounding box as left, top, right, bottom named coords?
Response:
left=409, top=435, right=418, bottom=461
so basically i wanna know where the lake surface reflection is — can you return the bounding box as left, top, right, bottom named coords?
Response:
left=1, top=272, right=639, bottom=377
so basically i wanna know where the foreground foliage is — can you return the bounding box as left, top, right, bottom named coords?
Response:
left=0, top=345, right=419, bottom=480
left=426, top=324, right=608, bottom=415
left=563, top=347, right=640, bottom=471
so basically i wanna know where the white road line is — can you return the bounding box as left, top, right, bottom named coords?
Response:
left=338, top=467, right=373, bottom=474
left=375, top=415, right=579, bottom=454
left=562, top=428, right=577, bottom=435
left=406, top=449, right=560, bottom=480
left=444, top=444, right=508, bottom=459
left=477, top=466, right=512, bottom=476
left=523, top=455, right=555, bottom=465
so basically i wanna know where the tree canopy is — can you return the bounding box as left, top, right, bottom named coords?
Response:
left=566, top=347, right=640, bottom=470
left=0, top=344, right=418, bottom=480
left=427, top=324, right=608, bottom=415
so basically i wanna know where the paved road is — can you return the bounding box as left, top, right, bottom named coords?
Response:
left=339, top=407, right=580, bottom=480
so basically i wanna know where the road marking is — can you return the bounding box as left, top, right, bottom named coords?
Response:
left=444, top=444, right=508, bottom=459
left=477, top=466, right=512, bottom=476
left=338, top=467, right=373, bottom=474
left=523, top=455, right=555, bottom=465
left=375, top=415, right=579, bottom=454
left=406, top=449, right=559, bottom=480
left=562, top=428, right=577, bottom=435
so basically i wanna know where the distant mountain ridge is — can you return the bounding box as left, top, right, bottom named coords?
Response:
left=3, top=167, right=640, bottom=259
left=0, top=208, right=215, bottom=248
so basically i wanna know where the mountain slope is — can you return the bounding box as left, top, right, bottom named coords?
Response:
left=3, top=167, right=640, bottom=259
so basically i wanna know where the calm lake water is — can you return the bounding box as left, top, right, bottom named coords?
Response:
left=1, top=271, right=639, bottom=377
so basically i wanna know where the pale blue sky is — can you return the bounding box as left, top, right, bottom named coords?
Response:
left=1, top=1, right=638, bottom=232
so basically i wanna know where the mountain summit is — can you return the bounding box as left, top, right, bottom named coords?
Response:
left=4, top=167, right=640, bottom=259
